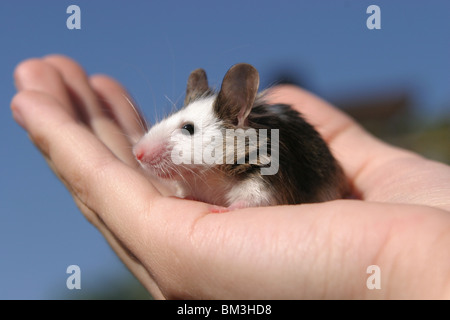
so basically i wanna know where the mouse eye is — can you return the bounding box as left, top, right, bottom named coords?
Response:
left=181, top=123, right=195, bottom=135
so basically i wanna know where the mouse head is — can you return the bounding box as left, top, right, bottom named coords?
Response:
left=133, top=63, right=261, bottom=179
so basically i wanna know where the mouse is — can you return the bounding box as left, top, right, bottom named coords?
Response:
left=133, top=63, right=349, bottom=209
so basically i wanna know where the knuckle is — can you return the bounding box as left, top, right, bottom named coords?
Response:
left=43, top=54, right=88, bottom=80
left=14, top=58, right=60, bottom=84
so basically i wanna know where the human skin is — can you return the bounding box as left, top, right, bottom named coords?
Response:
left=10, top=55, right=450, bottom=299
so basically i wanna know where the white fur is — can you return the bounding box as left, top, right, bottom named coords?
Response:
left=225, top=178, right=273, bottom=207
left=140, top=95, right=219, bottom=145
left=135, top=95, right=274, bottom=207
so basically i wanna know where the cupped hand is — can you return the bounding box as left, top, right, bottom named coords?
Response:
left=11, top=55, right=450, bottom=299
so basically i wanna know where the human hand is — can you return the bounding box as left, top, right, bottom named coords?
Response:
left=11, top=55, right=450, bottom=299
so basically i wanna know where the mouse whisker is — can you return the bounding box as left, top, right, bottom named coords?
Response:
left=121, top=94, right=149, bottom=133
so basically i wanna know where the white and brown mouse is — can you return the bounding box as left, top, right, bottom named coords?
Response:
left=133, top=63, right=349, bottom=209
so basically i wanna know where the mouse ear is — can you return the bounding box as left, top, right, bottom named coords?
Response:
left=214, top=63, right=259, bottom=127
left=184, top=68, right=210, bottom=105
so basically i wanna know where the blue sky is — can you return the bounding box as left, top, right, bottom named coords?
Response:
left=1, top=0, right=449, bottom=299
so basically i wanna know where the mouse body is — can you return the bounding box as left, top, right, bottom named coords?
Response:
left=133, top=63, right=349, bottom=208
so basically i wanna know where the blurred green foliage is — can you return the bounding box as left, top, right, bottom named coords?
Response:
left=334, top=90, right=449, bottom=165
left=355, top=110, right=450, bottom=165
left=380, top=118, right=450, bottom=165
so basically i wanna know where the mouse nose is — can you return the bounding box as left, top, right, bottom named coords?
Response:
left=135, top=150, right=144, bottom=161
left=133, top=146, right=145, bottom=161
left=134, top=142, right=168, bottom=164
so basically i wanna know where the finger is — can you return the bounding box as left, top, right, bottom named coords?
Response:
left=13, top=58, right=80, bottom=120
left=89, top=74, right=147, bottom=144
left=42, top=55, right=136, bottom=164
left=267, top=86, right=450, bottom=211
left=43, top=54, right=104, bottom=121
left=10, top=90, right=161, bottom=243
left=266, top=85, right=418, bottom=197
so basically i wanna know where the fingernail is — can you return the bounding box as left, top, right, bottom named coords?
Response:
left=12, top=107, right=26, bottom=129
